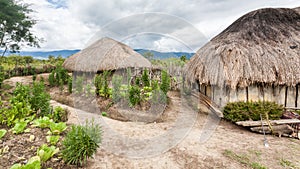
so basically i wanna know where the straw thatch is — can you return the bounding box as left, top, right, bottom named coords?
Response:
left=63, top=37, right=151, bottom=72
left=185, top=7, right=300, bottom=89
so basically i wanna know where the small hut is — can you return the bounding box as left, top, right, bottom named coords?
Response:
left=185, top=7, right=300, bottom=108
left=63, top=37, right=151, bottom=73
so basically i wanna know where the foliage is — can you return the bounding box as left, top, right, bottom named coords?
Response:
left=67, top=77, right=72, bottom=93
left=180, top=55, right=187, bottom=62
left=30, top=81, right=50, bottom=116
left=32, top=116, right=53, bottom=128
left=32, top=73, right=37, bottom=81
left=223, top=101, right=284, bottom=122
left=62, top=120, right=102, bottom=166
left=49, top=122, right=67, bottom=135
left=46, top=135, right=60, bottom=146
left=0, top=129, right=7, bottom=139
left=141, top=69, right=150, bottom=87
left=160, top=70, right=170, bottom=95
left=142, top=51, right=154, bottom=60
left=48, top=71, right=55, bottom=87
left=101, top=112, right=107, bottom=117
left=49, top=106, right=68, bottom=122
left=12, top=119, right=28, bottom=134
left=129, top=85, right=141, bottom=106
left=135, top=77, right=140, bottom=86
left=112, top=75, right=122, bottom=103
left=10, top=156, right=41, bottom=169
left=48, top=66, right=69, bottom=87
left=3, top=83, right=32, bottom=126
left=0, top=0, right=40, bottom=56
left=0, top=66, right=4, bottom=88
left=102, top=71, right=111, bottom=98
left=37, top=144, right=59, bottom=163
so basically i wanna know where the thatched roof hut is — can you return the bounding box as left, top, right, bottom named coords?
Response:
left=63, top=37, right=151, bottom=72
left=185, top=7, right=300, bottom=107
left=186, top=7, right=300, bottom=89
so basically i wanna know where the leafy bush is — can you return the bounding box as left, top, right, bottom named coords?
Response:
left=160, top=70, right=170, bottom=94
left=48, top=71, right=55, bottom=87
left=223, top=101, right=284, bottom=122
left=37, top=144, right=59, bottom=163
left=68, top=77, right=72, bottom=93
left=141, top=69, right=150, bottom=87
left=30, top=82, right=51, bottom=116
left=49, top=106, right=68, bottom=122
left=129, top=85, right=141, bottom=106
left=62, top=120, right=101, bottom=166
left=4, top=83, right=32, bottom=126
left=0, top=66, right=5, bottom=88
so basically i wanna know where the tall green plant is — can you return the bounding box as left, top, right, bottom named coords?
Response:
left=160, top=70, right=170, bottom=94
left=30, top=82, right=51, bottom=116
left=141, top=69, right=150, bottom=87
left=129, top=85, right=141, bottom=106
left=62, top=120, right=101, bottom=166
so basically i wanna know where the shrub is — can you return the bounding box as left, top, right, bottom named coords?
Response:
left=223, top=101, right=284, bottom=122
left=4, top=83, right=32, bottom=126
left=141, top=69, right=150, bottom=87
left=160, top=70, right=170, bottom=94
left=48, top=71, right=55, bottom=87
left=68, top=77, right=72, bottom=93
left=30, top=82, right=51, bottom=116
left=49, top=106, right=68, bottom=122
left=102, top=71, right=111, bottom=98
left=0, top=66, right=5, bottom=88
left=62, top=120, right=102, bottom=166
left=129, top=85, right=141, bottom=106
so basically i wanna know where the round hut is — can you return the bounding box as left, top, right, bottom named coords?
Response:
left=185, top=7, right=300, bottom=108
left=63, top=37, right=151, bottom=72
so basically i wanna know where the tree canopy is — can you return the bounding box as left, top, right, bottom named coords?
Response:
left=0, top=0, right=40, bottom=56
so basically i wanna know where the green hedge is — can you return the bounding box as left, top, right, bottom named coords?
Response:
left=223, top=101, right=284, bottom=122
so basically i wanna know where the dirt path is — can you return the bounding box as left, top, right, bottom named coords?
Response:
left=3, top=75, right=300, bottom=169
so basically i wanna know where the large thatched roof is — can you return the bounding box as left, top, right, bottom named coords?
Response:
left=185, top=7, right=300, bottom=89
left=63, top=37, right=151, bottom=72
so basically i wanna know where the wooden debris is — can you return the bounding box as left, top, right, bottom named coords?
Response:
left=236, top=119, right=300, bottom=127
left=250, top=125, right=294, bottom=137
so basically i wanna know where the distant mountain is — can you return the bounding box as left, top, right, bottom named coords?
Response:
left=3, top=50, right=80, bottom=59
left=134, top=49, right=195, bottom=59
left=3, top=49, right=195, bottom=60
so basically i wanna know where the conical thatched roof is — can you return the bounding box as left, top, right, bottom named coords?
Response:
left=185, top=7, right=300, bottom=89
left=63, top=37, right=151, bottom=72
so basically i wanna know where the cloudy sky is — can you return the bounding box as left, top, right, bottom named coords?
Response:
left=25, top=0, right=300, bottom=52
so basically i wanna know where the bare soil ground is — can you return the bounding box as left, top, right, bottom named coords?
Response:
left=2, top=75, right=300, bottom=169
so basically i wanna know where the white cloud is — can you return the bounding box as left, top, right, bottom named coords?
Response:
left=24, top=0, right=300, bottom=51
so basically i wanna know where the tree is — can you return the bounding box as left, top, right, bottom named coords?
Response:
left=0, top=0, right=40, bottom=56
left=180, top=55, right=187, bottom=62
left=143, top=51, right=154, bottom=60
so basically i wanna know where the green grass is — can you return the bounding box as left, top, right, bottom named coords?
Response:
left=280, top=159, right=296, bottom=168
left=223, top=149, right=268, bottom=169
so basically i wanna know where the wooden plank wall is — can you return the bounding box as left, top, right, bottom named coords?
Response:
left=199, top=84, right=300, bottom=108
